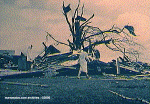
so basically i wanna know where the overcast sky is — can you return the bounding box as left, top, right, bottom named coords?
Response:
left=0, top=0, right=150, bottom=62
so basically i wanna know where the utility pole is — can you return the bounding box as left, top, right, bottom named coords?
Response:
left=116, top=58, right=120, bottom=74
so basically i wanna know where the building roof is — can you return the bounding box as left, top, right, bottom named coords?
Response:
left=44, top=45, right=60, bottom=57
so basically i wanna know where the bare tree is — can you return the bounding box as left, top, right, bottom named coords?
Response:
left=46, top=0, right=143, bottom=61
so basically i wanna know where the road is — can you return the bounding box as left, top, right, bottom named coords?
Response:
left=0, top=75, right=150, bottom=104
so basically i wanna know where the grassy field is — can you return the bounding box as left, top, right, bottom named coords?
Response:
left=0, top=75, right=150, bottom=104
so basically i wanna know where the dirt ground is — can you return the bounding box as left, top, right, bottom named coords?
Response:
left=0, top=75, right=150, bottom=104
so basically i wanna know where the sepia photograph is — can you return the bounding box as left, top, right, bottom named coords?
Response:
left=0, top=0, right=150, bottom=103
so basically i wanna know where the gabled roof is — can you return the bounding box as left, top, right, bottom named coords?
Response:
left=44, top=45, right=60, bottom=57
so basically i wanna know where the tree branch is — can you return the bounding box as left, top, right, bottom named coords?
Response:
left=67, top=39, right=75, bottom=50
left=82, top=31, right=103, bottom=42
left=80, top=14, right=94, bottom=27
left=81, top=4, right=84, bottom=17
left=46, top=32, right=70, bottom=47
left=73, top=0, right=80, bottom=18
left=63, top=13, right=74, bottom=35
left=84, top=38, right=112, bottom=51
left=63, top=2, right=74, bottom=35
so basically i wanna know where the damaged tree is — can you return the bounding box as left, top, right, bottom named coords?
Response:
left=46, top=0, right=142, bottom=61
left=35, top=0, right=146, bottom=76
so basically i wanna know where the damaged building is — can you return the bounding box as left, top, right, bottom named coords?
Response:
left=0, top=50, right=31, bottom=71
